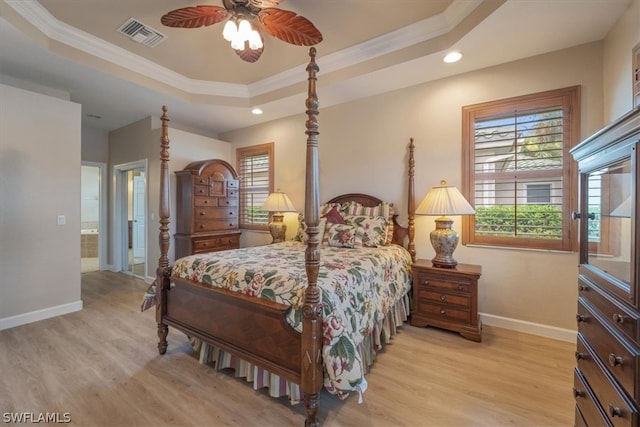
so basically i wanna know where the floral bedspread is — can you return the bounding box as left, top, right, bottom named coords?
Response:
left=171, top=240, right=412, bottom=398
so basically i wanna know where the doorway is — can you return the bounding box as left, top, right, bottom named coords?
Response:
left=81, top=162, right=106, bottom=273
left=114, top=160, right=147, bottom=279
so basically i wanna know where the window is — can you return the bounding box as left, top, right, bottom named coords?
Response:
left=526, top=184, right=551, bottom=204
left=461, top=86, right=580, bottom=251
left=236, top=142, right=274, bottom=230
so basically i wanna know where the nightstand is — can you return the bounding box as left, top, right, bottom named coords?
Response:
left=411, top=259, right=482, bottom=342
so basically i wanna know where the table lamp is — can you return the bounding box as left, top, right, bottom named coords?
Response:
left=262, top=190, right=296, bottom=243
left=416, top=180, right=475, bottom=268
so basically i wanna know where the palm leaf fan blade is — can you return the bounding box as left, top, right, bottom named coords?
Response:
left=234, top=46, right=264, bottom=63
left=161, top=6, right=229, bottom=28
left=257, top=9, right=322, bottom=46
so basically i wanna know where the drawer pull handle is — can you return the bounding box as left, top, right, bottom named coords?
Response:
left=576, top=314, right=586, bottom=323
left=200, top=212, right=205, bottom=215
left=457, top=285, right=465, bottom=291
left=608, top=353, right=623, bottom=367
left=200, top=225, right=205, bottom=228
left=574, top=351, right=586, bottom=361
left=572, top=387, right=583, bottom=398
left=440, top=309, right=446, bottom=315
left=612, top=313, right=625, bottom=324
left=578, top=284, right=588, bottom=292
left=608, top=404, right=623, bottom=418
left=202, top=243, right=207, bottom=247
left=439, top=295, right=446, bottom=302
left=204, top=200, right=209, bottom=204
left=423, top=280, right=430, bottom=286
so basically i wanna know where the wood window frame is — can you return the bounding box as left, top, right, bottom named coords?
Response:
left=236, top=142, right=274, bottom=231
left=461, top=86, right=580, bottom=251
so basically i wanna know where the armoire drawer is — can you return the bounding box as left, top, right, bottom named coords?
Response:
left=575, top=334, right=638, bottom=427
left=195, top=219, right=239, bottom=232
left=579, top=275, right=640, bottom=342
left=574, top=368, right=612, bottom=427
left=577, top=298, right=640, bottom=401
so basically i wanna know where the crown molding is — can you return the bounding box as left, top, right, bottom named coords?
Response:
left=5, top=0, right=481, bottom=100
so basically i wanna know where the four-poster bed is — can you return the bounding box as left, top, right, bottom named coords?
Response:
left=153, top=48, right=416, bottom=426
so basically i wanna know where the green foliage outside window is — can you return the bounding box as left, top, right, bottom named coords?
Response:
left=475, top=204, right=563, bottom=239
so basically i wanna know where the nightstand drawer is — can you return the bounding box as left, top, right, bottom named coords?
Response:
left=417, top=301, right=471, bottom=324
left=415, top=274, right=471, bottom=293
left=418, top=289, right=470, bottom=307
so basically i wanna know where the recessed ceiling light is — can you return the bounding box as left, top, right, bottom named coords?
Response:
left=443, top=52, right=462, bottom=63
left=251, top=108, right=263, bottom=115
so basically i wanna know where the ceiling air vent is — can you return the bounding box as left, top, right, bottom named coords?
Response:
left=117, top=18, right=166, bottom=48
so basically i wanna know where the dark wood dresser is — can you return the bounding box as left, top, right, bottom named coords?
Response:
left=570, top=107, right=640, bottom=427
left=410, top=259, right=482, bottom=342
left=175, top=159, right=241, bottom=259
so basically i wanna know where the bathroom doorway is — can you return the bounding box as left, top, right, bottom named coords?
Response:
left=114, top=160, right=147, bottom=279
left=81, top=162, right=106, bottom=272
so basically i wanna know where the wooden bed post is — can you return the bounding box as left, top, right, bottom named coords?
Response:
left=156, top=105, right=171, bottom=355
left=408, top=138, right=416, bottom=262
left=301, top=47, right=323, bottom=427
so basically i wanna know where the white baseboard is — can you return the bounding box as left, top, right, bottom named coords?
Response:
left=0, top=300, right=83, bottom=331
left=480, top=312, right=577, bottom=343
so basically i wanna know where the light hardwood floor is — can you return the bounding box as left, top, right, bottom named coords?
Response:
left=0, top=271, right=576, bottom=426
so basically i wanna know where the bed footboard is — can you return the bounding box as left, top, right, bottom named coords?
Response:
left=163, top=277, right=302, bottom=381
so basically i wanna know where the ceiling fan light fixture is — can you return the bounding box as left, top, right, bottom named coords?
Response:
left=222, top=19, right=237, bottom=42
left=248, top=30, right=263, bottom=50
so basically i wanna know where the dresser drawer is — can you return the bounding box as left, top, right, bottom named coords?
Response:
left=578, top=298, right=640, bottom=401
left=574, top=368, right=613, bottom=427
left=195, top=219, right=239, bottom=232
left=417, top=289, right=470, bottom=307
left=194, top=196, right=216, bottom=207
left=579, top=275, right=639, bottom=342
left=192, top=234, right=240, bottom=254
left=195, top=207, right=238, bottom=220
left=416, top=301, right=471, bottom=324
left=218, top=196, right=239, bottom=207
left=576, top=333, right=638, bottom=427
left=414, top=273, right=471, bottom=294
left=193, top=184, right=210, bottom=196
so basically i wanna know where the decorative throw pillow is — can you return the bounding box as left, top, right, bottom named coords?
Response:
left=343, top=215, right=388, bottom=247
left=321, top=205, right=346, bottom=224
left=325, top=223, right=363, bottom=248
left=294, top=214, right=327, bottom=243
left=345, top=202, right=395, bottom=245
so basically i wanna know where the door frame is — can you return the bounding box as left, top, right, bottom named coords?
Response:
left=113, top=159, right=148, bottom=277
left=81, top=161, right=107, bottom=271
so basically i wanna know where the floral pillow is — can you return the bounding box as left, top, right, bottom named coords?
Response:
left=293, top=214, right=327, bottom=243
left=343, top=214, right=388, bottom=247
left=344, top=202, right=395, bottom=245
left=325, top=223, right=363, bottom=248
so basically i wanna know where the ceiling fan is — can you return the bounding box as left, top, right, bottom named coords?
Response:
left=160, top=0, right=323, bottom=63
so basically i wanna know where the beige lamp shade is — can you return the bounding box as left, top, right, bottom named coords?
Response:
left=262, top=191, right=296, bottom=244
left=416, top=180, right=475, bottom=268
left=262, top=191, right=296, bottom=213
left=416, top=180, right=476, bottom=216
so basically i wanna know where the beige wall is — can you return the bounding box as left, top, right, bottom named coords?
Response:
left=604, top=0, right=640, bottom=121
left=81, top=127, right=109, bottom=164
left=221, top=42, right=607, bottom=337
left=0, top=84, right=82, bottom=328
left=108, top=116, right=231, bottom=279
